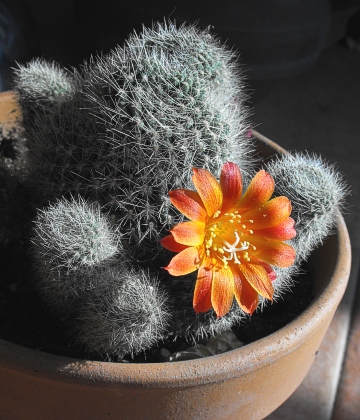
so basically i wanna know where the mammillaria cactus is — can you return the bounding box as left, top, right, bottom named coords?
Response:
left=2, top=21, right=348, bottom=359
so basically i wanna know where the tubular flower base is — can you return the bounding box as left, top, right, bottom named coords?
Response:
left=161, top=162, right=296, bottom=318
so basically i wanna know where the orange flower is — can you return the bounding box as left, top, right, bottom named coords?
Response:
left=161, top=162, right=296, bottom=318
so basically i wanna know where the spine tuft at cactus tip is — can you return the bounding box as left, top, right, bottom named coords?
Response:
left=13, top=58, right=75, bottom=110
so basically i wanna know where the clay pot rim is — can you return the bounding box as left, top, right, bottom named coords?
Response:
left=0, top=132, right=351, bottom=389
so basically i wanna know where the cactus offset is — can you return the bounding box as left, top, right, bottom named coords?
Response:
left=264, top=153, right=348, bottom=302
left=31, top=197, right=120, bottom=315
left=266, top=153, right=347, bottom=261
left=75, top=267, right=170, bottom=357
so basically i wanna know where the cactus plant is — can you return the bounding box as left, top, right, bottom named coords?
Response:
left=0, top=21, right=348, bottom=359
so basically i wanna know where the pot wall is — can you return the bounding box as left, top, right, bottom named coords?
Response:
left=0, top=316, right=333, bottom=420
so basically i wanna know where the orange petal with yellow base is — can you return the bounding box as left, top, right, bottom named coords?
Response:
left=193, top=263, right=213, bottom=314
left=249, top=257, right=277, bottom=282
left=233, top=270, right=259, bottom=314
left=242, top=196, right=292, bottom=229
left=171, top=221, right=206, bottom=246
left=253, top=240, right=296, bottom=268
left=192, top=168, right=223, bottom=217
left=238, top=170, right=274, bottom=210
left=164, top=246, right=200, bottom=276
left=160, top=235, right=189, bottom=252
left=169, top=189, right=207, bottom=221
left=211, top=266, right=235, bottom=318
left=253, top=217, right=296, bottom=240
left=220, top=162, right=242, bottom=213
left=238, top=264, right=274, bottom=300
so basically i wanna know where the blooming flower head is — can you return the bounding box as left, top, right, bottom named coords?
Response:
left=161, top=162, right=296, bottom=318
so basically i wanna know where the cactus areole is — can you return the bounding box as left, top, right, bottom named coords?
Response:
left=161, top=162, right=296, bottom=318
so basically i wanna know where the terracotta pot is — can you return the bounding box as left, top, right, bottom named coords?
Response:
left=0, top=93, right=351, bottom=419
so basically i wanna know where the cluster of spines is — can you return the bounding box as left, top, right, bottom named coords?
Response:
left=13, top=58, right=76, bottom=131
left=31, top=197, right=120, bottom=315
left=75, top=267, right=170, bottom=357
left=81, top=21, right=252, bottom=256
left=265, top=152, right=347, bottom=301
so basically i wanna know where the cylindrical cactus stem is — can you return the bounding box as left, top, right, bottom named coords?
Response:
left=81, top=21, right=254, bottom=259
left=13, top=58, right=76, bottom=126
left=266, top=152, right=348, bottom=262
left=31, top=196, right=120, bottom=315
left=75, top=266, right=170, bottom=358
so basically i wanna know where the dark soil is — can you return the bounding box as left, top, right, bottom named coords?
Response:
left=235, top=269, right=314, bottom=345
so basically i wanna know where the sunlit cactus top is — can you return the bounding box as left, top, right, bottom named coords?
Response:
left=161, top=162, right=296, bottom=318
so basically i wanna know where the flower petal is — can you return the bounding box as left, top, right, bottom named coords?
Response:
left=233, top=269, right=259, bottom=315
left=211, top=266, right=234, bottom=318
left=238, top=170, right=274, bottom=210
left=193, top=263, right=213, bottom=314
left=164, top=246, right=200, bottom=276
left=252, top=240, right=296, bottom=268
left=171, top=221, right=206, bottom=246
left=250, top=258, right=277, bottom=282
left=220, top=162, right=242, bottom=213
left=160, top=235, right=189, bottom=252
left=241, top=196, right=292, bottom=229
left=239, top=263, right=274, bottom=300
left=169, top=189, right=207, bottom=221
left=192, top=168, right=223, bottom=217
left=253, top=217, right=296, bottom=241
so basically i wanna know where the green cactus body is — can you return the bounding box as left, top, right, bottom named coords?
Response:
left=81, top=22, right=252, bottom=257
left=265, top=153, right=347, bottom=302
left=76, top=267, right=170, bottom=357
left=13, top=59, right=76, bottom=131
left=266, top=153, right=347, bottom=261
left=31, top=197, right=119, bottom=315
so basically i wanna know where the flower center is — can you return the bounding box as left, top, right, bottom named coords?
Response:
left=204, top=210, right=255, bottom=268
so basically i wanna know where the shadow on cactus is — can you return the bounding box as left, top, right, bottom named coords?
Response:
left=1, top=21, right=348, bottom=361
